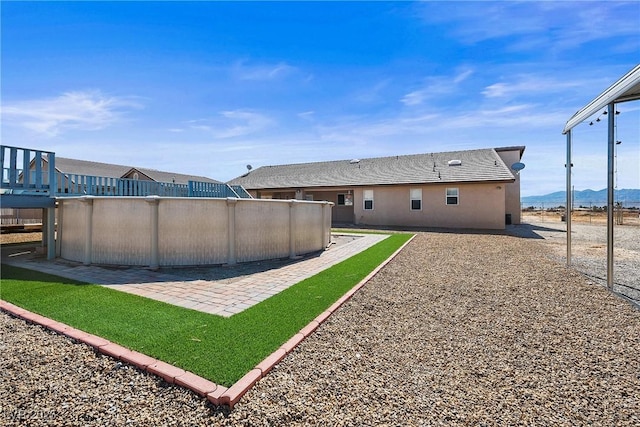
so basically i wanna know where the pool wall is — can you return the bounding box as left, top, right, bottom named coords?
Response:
left=57, top=196, right=333, bottom=268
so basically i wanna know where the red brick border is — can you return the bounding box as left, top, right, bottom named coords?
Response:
left=1, top=233, right=415, bottom=409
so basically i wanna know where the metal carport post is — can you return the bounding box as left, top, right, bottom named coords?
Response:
left=562, top=64, right=640, bottom=289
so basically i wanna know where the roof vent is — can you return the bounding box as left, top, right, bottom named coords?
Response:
left=448, top=160, right=462, bottom=166
left=349, top=159, right=360, bottom=164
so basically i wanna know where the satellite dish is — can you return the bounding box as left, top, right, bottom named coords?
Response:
left=511, top=162, right=525, bottom=172
left=246, top=164, right=253, bottom=171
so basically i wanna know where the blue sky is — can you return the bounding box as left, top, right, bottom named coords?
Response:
left=2, top=1, right=639, bottom=197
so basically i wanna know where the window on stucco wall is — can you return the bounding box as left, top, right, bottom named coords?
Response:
left=337, top=193, right=353, bottom=206
left=363, top=189, right=374, bottom=210
left=446, top=188, right=459, bottom=205
left=410, top=188, right=422, bottom=210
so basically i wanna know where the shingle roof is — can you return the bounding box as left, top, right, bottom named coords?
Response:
left=48, top=156, right=220, bottom=184
left=228, top=148, right=516, bottom=190
left=51, top=157, right=131, bottom=179
left=128, top=167, right=221, bottom=185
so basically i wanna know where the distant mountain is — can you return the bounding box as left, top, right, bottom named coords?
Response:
left=522, top=188, right=640, bottom=208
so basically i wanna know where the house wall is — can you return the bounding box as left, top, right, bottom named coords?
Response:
left=302, top=190, right=354, bottom=223
left=353, top=183, right=507, bottom=229
left=58, top=196, right=332, bottom=267
left=255, top=190, right=296, bottom=200
left=495, top=149, right=522, bottom=225
left=255, top=189, right=354, bottom=223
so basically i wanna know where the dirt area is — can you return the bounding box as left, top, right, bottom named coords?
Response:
left=523, top=210, right=640, bottom=226
left=0, top=232, right=42, bottom=246
left=515, top=217, right=640, bottom=305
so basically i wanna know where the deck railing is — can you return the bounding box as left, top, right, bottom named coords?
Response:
left=187, top=181, right=252, bottom=198
left=229, top=185, right=253, bottom=198
left=56, top=173, right=190, bottom=197
left=1, top=145, right=56, bottom=195
left=1, top=144, right=251, bottom=199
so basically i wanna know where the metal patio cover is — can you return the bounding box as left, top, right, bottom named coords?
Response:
left=563, top=64, right=640, bottom=134
left=561, top=63, right=640, bottom=290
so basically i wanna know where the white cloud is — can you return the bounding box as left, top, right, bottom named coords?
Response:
left=401, top=68, right=474, bottom=106
left=401, top=90, right=427, bottom=107
left=453, top=69, right=474, bottom=84
left=415, top=2, right=639, bottom=53
left=231, top=60, right=298, bottom=81
left=1, top=90, right=141, bottom=137
left=351, top=79, right=393, bottom=105
left=482, top=75, right=592, bottom=99
left=188, top=110, right=274, bottom=139
left=298, top=111, right=315, bottom=120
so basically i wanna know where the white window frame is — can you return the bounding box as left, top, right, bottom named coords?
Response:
left=363, top=189, right=374, bottom=210
left=446, top=187, right=459, bottom=205
left=410, top=188, right=422, bottom=211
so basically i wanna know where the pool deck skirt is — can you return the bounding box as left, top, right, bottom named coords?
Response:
left=1, top=232, right=412, bottom=408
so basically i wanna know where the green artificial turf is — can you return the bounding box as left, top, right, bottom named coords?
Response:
left=0, top=233, right=411, bottom=386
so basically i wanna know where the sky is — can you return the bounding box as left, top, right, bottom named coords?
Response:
left=2, top=1, right=639, bottom=197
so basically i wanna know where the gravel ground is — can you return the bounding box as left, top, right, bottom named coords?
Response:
left=2, top=230, right=639, bottom=426
left=0, top=232, right=42, bottom=245
left=515, top=220, right=640, bottom=305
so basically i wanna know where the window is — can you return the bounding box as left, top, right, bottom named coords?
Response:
left=410, top=188, right=422, bottom=210
left=363, top=189, right=374, bottom=210
left=446, top=188, right=459, bottom=205
left=338, top=193, right=353, bottom=206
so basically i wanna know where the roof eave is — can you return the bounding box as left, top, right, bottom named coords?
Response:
left=494, top=146, right=526, bottom=158
left=242, top=178, right=515, bottom=191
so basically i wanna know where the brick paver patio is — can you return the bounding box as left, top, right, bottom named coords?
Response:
left=2, top=233, right=388, bottom=316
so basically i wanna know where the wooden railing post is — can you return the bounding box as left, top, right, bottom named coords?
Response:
left=22, top=149, right=31, bottom=188
left=9, top=147, right=17, bottom=186
left=48, top=152, right=55, bottom=194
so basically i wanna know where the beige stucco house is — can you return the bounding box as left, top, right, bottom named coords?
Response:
left=228, top=146, right=525, bottom=230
